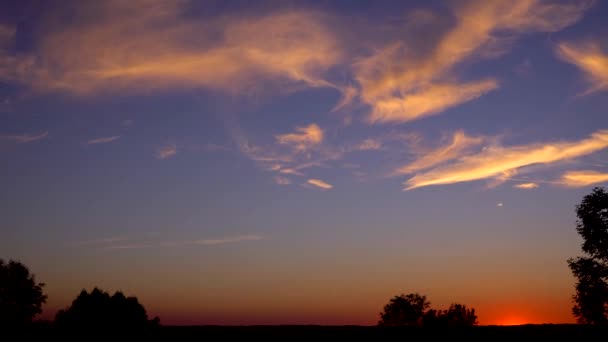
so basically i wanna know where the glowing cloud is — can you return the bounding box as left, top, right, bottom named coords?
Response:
left=370, top=80, right=498, bottom=123
left=307, top=179, right=333, bottom=190
left=276, top=124, right=323, bottom=151
left=559, top=170, right=608, bottom=187
left=86, top=136, right=120, bottom=145
left=279, top=168, right=304, bottom=176
left=404, top=130, right=608, bottom=190
left=157, top=144, right=177, bottom=159
left=356, top=0, right=590, bottom=123
left=0, top=131, right=48, bottom=143
left=514, top=182, right=539, bottom=189
left=557, top=41, right=608, bottom=94
left=394, top=130, right=485, bottom=175
left=0, top=3, right=342, bottom=95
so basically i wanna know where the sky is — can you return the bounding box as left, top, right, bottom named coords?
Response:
left=1, top=0, right=608, bottom=326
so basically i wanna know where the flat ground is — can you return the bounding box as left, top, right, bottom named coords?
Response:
left=22, top=323, right=608, bottom=340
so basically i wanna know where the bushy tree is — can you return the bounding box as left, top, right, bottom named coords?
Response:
left=378, top=293, right=430, bottom=326
left=379, top=293, right=478, bottom=328
left=0, top=259, right=47, bottom=328
left=568, top=187, right=608, bottom=324
left=55, top=287, right=159, bottom=332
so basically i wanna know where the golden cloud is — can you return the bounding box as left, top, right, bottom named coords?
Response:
left=404, top=130, right=608, bottom=190
left=394, top=130, right=485, bottom=175
left=307, top=179, right=333, bottom=190
left=559, top=170, right=608, bottom=187
left=514, top=182, right=539, bottom=189
left=557, top=41, right=608, bottom=94
left=276, top=124, right=323, bottom=151
left=0, top=2, right=342, bottom=95
left=356, top=0, right=590, bottom=123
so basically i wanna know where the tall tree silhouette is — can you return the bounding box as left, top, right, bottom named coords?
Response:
left=568, top=187, right=608, bottom=324
left=378, top=293, right=430, bottom=326
left=55, top=287, right=159, bottom=332
left=0, top=259, right=47, bottom=328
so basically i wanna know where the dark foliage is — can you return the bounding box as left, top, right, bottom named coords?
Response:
left=568, top=187, right=608, bottom=324
left=378, top=293, right=430, bottom=326
left=55, top=287, right=160, bottom=333
left=379, top=293, right=477, bottom=328
left=0, top=259, right=47, bottom=328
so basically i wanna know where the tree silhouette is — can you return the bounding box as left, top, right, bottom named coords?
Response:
left=568, top=187, right=608, bottom=324
left=55, top=287, right=160, bottom=332
left=441, top=303, right=478, bottom=327
left=379, top=293, right=478, bottom=328
left=378, top=293, right=430, bottom=326
left=0, top=259, right=47, bottom=328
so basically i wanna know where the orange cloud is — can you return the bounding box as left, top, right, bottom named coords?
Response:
left=369, top=81, right=498, bottom=123
left=394, top=130, right=485, bottom=175
left=307, top=179, right=333, bottom=190
left=559, top=170, right=608, bottom=187
left=404, top=130, right=608, bottom=190
left=557, top=41, right=608, bottom=94
left=514, top=182, right=539, bottom=189
left=0, top=131, right=49, bottom=143
left=86, top=136, right=120, bottom=145
left=276, top=124, right=323, bottom=151
left=0, top=2, right=342, bottom=96
left=279, top=168, right=304, bottom=176
left=356, top=0, right=590, bottom=123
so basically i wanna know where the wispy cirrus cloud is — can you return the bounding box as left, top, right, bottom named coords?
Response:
left=86, top=136, right=120, bottom=145
left=307, top=179, right=333, bottom=190
left=403, top=130, right=608, bottom=190
left=76, top=234, right=263, bottom=250
left=557, top=41, right=608, bottom=94
left=514, top=182, right=540, bottom=189
left=0, top=131, right=48, bottom=143
left=156, top=144, right=177, bottom=159
left=0, top=2, right=343, bottom=97
left=393, top=130, right=486, bottom=175
left=559, top=170, right=608, bottom=187
left=355, top=0, right=591, bottom=123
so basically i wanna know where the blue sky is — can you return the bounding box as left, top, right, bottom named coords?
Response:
left=1, top=0, right=608, bottom=325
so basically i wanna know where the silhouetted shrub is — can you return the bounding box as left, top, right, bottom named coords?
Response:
left=0, top=259, right=47, bottom=329
left=55, top=287, right=159, bottom=333
left=379, top=293, right=477, bottom=328
left=378, top=293, right=430, bottom=326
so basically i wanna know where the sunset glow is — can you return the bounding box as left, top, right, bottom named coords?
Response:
left=1, top=0, right=608, bottom=326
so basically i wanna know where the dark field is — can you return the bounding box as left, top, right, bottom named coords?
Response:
left=21, top=324, right=608, bottom=340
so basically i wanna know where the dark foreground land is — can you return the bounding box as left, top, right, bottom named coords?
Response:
left=20, top=324, right=608, bottom=341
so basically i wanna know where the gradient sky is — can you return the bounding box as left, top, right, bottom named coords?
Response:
left=1, top=0, right=608, bottom=326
